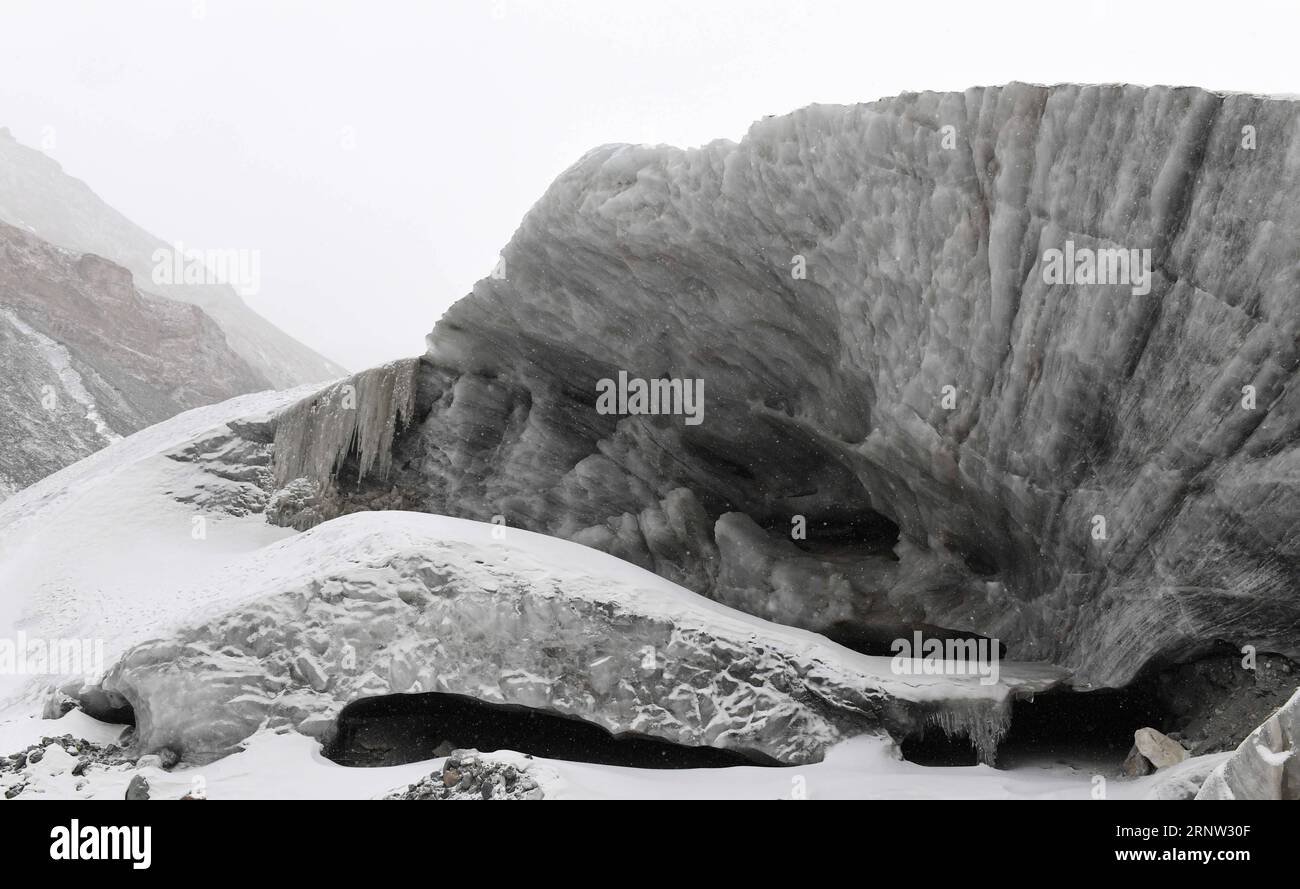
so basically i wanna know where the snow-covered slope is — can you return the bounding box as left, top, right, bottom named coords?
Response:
left=0, top=387, right=315, bottom=707
left=0, top=711, right=1231, bottom=801
left=0, top=383, right=1062, bottom=766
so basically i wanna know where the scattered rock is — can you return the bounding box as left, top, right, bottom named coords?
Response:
left=1122, top=745, right=1153, bottom=777
left=1134, top=727, right=1189, bottom=770
left=387, top=749, right=544, bottom=800
left=157, top=748, right=180, bottom=769
left=125, top=774, right=150, bottom=801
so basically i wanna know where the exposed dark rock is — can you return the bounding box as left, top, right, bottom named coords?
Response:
left=1152, top=651, right=1300, bottom=754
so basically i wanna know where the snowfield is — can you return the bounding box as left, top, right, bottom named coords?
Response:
left=0, top=710, right=1231, bottom=801
left=0, top=387, right=1225, bottom=799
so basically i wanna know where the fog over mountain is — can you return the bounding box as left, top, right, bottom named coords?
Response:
left=0, top=0, right=1298, bottom=827
left=0, top=129, right=344, bottom=388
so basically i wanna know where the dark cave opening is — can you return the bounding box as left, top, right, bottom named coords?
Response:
left=822, top=620, right=1007, bottom=659
left=792, top=510, right=902, bottom=559
left=759, top=507, right=901, bottom=560
left=323, top=691, right=774, bottom=769
left=75, top=689, right=136, bottom=727
left=900, top=683, right=1167, bottom=769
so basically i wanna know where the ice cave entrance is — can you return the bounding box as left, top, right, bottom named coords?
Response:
left=323, top=691, right=776, bottom=769
left=901, top=684, right=1167, bottom=769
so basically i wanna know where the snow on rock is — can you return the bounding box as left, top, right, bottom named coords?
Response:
left=387, top=748, right=547, bottom=800
left=0, top=386, right=317, bottom=708
left=88, top=510, right=1062, bottom=765
left=1195, top=687, right=1300, bottom=799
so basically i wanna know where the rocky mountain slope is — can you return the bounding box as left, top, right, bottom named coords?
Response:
left=0, top=221, right=269, bottom=497
left=271, top=83, right=1299, bottom=695
left=0, top=127, right=345, bottom=388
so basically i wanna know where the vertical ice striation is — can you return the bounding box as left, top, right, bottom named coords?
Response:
left=272, top=358, right=419, bottom=487
left=268, top=84, right=1300, bottom=693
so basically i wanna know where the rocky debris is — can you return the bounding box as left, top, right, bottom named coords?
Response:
left=0, top=733, right=135, bottom=799
left=164, top=424, right=277, bottom=517
left=1153, top=652, right=1299, bottom=754
left=1196, top=686, right=1300, bottom=799
left=386, top=750, right=544, bottom=800
left=265, top=84, right=1300, bottom=697
left=90, top=512, right=1060, bottom=766
left=0, top=733, right=125, bottom=775
left=124, top=774, right=150, bottom=801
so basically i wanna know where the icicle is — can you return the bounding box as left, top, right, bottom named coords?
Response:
left=923, top=699, right=1013, bottom=765
left=272, top=358, right=419, bottom=488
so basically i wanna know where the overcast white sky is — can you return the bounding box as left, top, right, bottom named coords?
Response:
left=1, top=0, right=1297, bottom=370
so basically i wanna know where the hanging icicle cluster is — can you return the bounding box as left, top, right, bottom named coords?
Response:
left=923, top=698, right=1013, bottom=765
left=272, top=358, right=420, bottom=489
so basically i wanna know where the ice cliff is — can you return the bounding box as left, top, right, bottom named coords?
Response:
left=271, top=83, right=1300, bottom=692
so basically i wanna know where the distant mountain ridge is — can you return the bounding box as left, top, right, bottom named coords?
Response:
left=0, top=220, right=269, bottom=497
left=0, top=127, right=346, bottom=388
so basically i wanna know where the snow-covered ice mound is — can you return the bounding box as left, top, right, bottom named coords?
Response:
left=89, top=509, right=1063, bottom=765
left=0, top=383, right=1064, bottom=768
